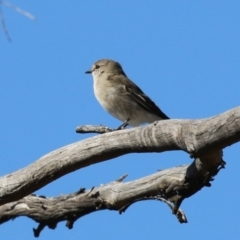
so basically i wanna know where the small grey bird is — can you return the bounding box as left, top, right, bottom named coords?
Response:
left=85, top=59, right=169, bottom=127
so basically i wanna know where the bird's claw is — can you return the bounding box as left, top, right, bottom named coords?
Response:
left=116, top=119, right=130, bottom=130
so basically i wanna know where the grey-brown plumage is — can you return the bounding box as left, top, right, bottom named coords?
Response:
left=85, top=59, right=169, bottom=127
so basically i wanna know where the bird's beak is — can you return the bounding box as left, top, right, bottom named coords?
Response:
left=85, top=70, right=92, bottom=74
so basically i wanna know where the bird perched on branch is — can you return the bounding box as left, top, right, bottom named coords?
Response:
left=85, top=59, right=169, bottom=128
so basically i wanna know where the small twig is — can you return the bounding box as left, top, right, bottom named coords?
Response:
left=76, top=125, right=117, bottom=134
left=1, top=1, right=36, bottom=20
left=115, top=174, right=128, bottom=182
left=118, top=196, right=187, bottom=224
left=0, top=5, right=11, bottom=41
left=0, top=1, right=36, bottom=41
left=156, top=196, right=187, bottom=223
left=33, top=223, right=46, bottom=238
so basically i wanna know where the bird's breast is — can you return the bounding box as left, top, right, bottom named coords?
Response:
left=93, top=79, right=115, bottom=110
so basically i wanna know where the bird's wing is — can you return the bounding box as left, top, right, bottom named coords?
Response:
left=107, top=74, right=169, bottom=119
left=124, top=83, right=169, bottom=119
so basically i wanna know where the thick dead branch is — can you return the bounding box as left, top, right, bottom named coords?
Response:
left=0, top=107, right=239, bottom=206
left=0, top=151, right=225, bottom=237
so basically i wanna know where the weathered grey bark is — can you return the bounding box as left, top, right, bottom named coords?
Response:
left=0, top=168, right=189, bottom=237
left=0, top=107, right=239, bottom=205
left=0, top=155, right=223, bottom=237
left=0, top=107, right=239, bottom=236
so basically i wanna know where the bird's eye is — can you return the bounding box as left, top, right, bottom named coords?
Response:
left=95, top=64, right=100, bottom=69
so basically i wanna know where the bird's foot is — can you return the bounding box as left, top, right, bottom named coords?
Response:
left=116, top=119, right=130, bottom=130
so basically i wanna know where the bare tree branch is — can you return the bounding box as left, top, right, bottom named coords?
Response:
left=0, top=154, right=225, bottom=237
left=0, top=107, right=239, bottom=206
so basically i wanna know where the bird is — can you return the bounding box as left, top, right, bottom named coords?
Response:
left=85, top=59, right=169, bottom=128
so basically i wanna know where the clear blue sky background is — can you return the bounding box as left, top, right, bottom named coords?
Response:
left=1, top=1, right=240, bottom=239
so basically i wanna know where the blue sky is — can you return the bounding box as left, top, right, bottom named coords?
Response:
left=1, top=1, right=240, bottom=239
